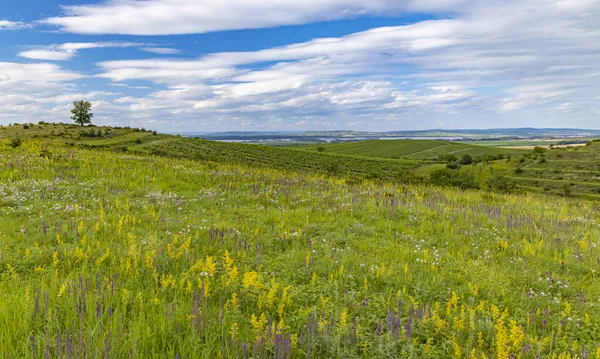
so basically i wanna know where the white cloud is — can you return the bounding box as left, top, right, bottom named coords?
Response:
left=2, top=0, right=599, bottom=130
left=141, top=47, right=181, bottom=55
left=19, top=42, right=145, bottom=61
left=0, top=62, right=124, bottom=124
left=0, top=20, right=25, bottom=30
left=89, top=0, right=600, bottom=130
left=40, top=0, right=466, bottom=35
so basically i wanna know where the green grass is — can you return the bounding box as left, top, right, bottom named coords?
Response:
left=0, top=141, right=599, bottom=358
left=299, top=140, right=528, bottom=160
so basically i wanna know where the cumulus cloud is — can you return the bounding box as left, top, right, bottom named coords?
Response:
left=87, top=0, right=600, bottom=130
left=40, top=0, right=467, bottom=35
left=3, top=0, right=599, bottom=130
left=0, top=62, right=126, bottom=124
left=18, top=42, right=146, bottom=61
left=0, top=20, right=26, bottom=30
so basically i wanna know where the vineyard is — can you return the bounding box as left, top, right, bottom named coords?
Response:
left=147, top=138, right=427, bottom=181
left=299, top=140, right=527, bottom=160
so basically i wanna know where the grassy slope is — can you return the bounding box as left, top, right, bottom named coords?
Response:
left=1, top=142, right=598, bottom=358
left=5, top=124, right=600, bottom=199
left=479, top=142, right=600, bottom=197
left=299, top=140, right=528, bottom=160
left=0, top=124, right=430, bottom=182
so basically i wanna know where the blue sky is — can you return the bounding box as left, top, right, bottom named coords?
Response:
left=1, top=0, right=599, bottom=132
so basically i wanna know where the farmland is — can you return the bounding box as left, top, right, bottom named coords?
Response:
left=1, top=131, right=600, bottom=358
left=498, top=141, right=600, bottom=198
left=299, top=140, right=528, bottom=160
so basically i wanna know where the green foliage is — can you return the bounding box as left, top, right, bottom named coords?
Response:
left=10, top=137, right=22, bottom=148
left=437, top=154, right=458, bottom=162
left=428, top=168, right=477, bottom=189
left=459, top=154, right=473, bottom=165
left=486, top=174, right=518, bottom=193
left=71, top=100, right=94, bottom=126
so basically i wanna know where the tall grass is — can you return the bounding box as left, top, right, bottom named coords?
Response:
left=0, top=141, right=598, bottom=358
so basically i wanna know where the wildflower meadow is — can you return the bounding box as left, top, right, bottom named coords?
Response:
left=1, top=140, right=599, bottom=358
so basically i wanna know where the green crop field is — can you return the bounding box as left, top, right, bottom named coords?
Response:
left=1, top=138, right=599, bottom=359
left=299, top=140, right=528, bottom=160
left=147, top=138, right=427, bottom=182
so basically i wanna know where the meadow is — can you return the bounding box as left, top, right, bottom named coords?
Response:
left=1, top=139, right=599, bottom=358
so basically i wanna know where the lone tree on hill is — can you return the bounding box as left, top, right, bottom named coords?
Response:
left=71, top=100, right=93, bottom=126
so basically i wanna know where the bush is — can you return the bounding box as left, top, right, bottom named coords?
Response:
left=487, top=174, right=518, bottom=193
left=22, top=124, right=30, bottom=129
left=135, top=138, right=143, bottom=144
left=316, top=146, right=325, bottom=153
left=428, top=168, right=477, bottom=189
left=10, top=137, right=22, bottom=148
left=446, top=162, right=461, bottom=170
left=438, top=154, right=458, bottom=162
left=460, top=154, right=473, bottom=165
left=533, top=146, right=547, bottom=154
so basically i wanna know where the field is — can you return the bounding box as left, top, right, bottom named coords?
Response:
left=498, top=142, right=600, bottom=198
left=1, top=137, right=600, bottom=358
left=459, top=140, right=593, bottom=148
left=299, top=140, right=527, bottom=160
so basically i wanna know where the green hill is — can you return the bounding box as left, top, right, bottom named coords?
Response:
left=300, top=139, right=528, bottom=160
left=0, top=123, right=428, bottom=183
left=4, top=123, right=600, bottom=199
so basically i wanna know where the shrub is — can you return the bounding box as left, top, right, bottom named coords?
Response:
left=316, top=146, right=325, bottom=152
left=446, top=162, right=461, bottom=170
left=487, top=174, right=518, bottom=193
left=428, top=168, right=477, bottom=189
left=460, top=154, right=473, bottom=165
left=10, top=137, right=22, bottom=148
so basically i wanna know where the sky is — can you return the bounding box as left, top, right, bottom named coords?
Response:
left=0, top=0, right=599, bottom=132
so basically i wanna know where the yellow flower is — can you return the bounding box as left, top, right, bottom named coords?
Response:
left=243, top=271, right=260, bottom=290
left=205, top=256, right=217, bottom=276
left=338, top=308, right=348, bottom=335
left=57, top=282, right=67, bottom=298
